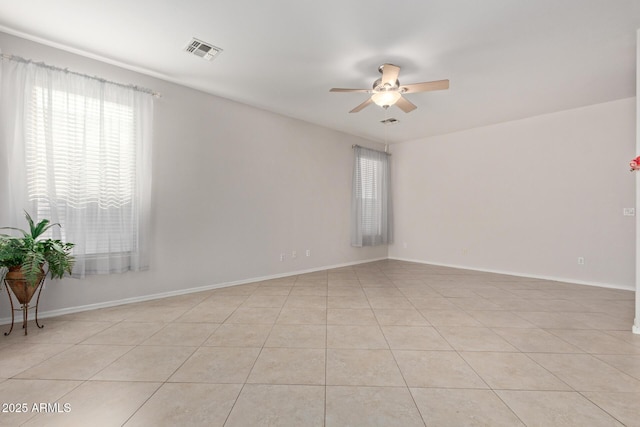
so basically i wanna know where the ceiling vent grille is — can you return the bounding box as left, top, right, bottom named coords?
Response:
left=184, top=38, right=222, bottom=61
left=380, top=118, right=399, bottom=125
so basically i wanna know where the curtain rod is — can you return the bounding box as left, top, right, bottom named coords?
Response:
left=352, top=144, right=392, bottom=155
left=0, top=53, right=162, bottom=98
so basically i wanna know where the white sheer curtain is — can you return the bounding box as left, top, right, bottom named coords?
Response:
left=0, top=55, right=153, bottom=277
left=351, top=145, right=393, bottom=247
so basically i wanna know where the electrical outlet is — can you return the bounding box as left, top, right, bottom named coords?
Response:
left=306, top=249, right=311, bottom=257
left=577, top=257, right=585, bottom=265
left=292, top=250, right=297, bottom=259
left=279, top=253, right=285, bottom=262
left=623, top=208, right=635, bottom=216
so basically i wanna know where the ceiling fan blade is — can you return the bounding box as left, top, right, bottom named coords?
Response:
left=330, top=88, right=371, bottom=93
left=380, top=64, right=400, bottom=87
left=349, top=97, right=374, bottom=113
left=395, top=96, right=417, bottom=113
left=400, top=79, right=449, bottom=94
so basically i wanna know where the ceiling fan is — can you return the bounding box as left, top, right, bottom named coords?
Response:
left=330, top=63, right=449, bottom=113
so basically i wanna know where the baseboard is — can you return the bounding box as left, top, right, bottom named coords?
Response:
left=388, top=256, right=635, bottom=292
left=0, top=257, right=387, bottom=325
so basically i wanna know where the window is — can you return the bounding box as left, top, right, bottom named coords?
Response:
left=26, top=87, right=137, bottom=254
left=351, top=146, right=393, bottom=247
left=0, top=56, right=153, bottom=276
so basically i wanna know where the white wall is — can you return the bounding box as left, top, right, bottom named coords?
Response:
left=390, top=98, right=636, bottom=290
left=0, top=32, right=387, bottom=317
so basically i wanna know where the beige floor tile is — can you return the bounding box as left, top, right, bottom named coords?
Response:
left=326, top=386, right=424, bottom=427
left=175, top=306, right=235, bottom=323
left=327, top=325, right=388, bottom=349
left=436, top=326, right=518, bottom=351
left=460, top=351, right=571, bottom=390
left=393, top=350, right=488, bottom=388
left=288, top=287, right=328, bottom=296
left=327, top=280, right=361, bottom=288
left=199, top=295, right=248, bottom=308
left=363, top=287, right=404, bottom=298
left=4, top=260, right=636, bottom=426
left=508, top=290, right=557, bottom=299
left=382, top=326, right=452, bottom=350
left=516, top=311, right=589, bottom=329
left=264, top=324, right=326, bottom=348
left=528, top=298, right=598, bottom=312
left=125, top=383, right=242, bottom=427
left=419, top=309, right=483, bottom=326
left=141, top=322, right=219, bottom=346
left=411, top=388, right=525, bottom=426
left=327, top=287, right=366, bottom=297
left=251, top=287, right=292, bottom=296
left=122, top=305, right=190, bottom=322
left=81, top=321, right=164, bottom=345
left=326, top=349, right=405, bottom=386
left=466, top=310, right=536, bottom=328
left=327, top=308, right=378, bottom=325
left=276, top=307, right=327, bottom=324
left=224, top=307, right=281, bottom=324
left=247, top=348, right=325, bottom=385
left=0, top=379, right=81, bottom=426
left=241, top=295, right=287, bottom=308
left=169, top=347, right=260, bottom=383
left=408, top=297, right=459, bottom=310
left=204, top=323, right=272, bottom=347
left=327, top=295, right=371, bottom=309
left=435, top=288, right=479, bottom=298
left=449, top=297, right=503, bottom=311
left=491, top=327, right=582, bottom=353
left=11, top=320, right=113, bottom=344
left=595, top=354, right=640, bottom=380
left=549, top=329, right=640, bottom=354
left=225, top=384, right=324, bottom=427
left=368, top=296, right=414, bottom=309
left=604, top=330, right=640, bottom=347
left=488, top=297, right=545, bottom=311
left=260, top=277, right=297, bottom=287
left=496, top=390, right=623, bottom=427
left=283, top=295, right=327, bottom=309
left=397, top=286, right=441, bottom=298
left=0, top=343, right=71, bottom=378
left=15, top=344, right=133, bottom=380
left=529, top=353, right=640, bottom=392
left=22, top=381, right=161, bottom=427
left=373, top=309, right=430, bottom=326
left=582, top=392, right=640, bottom=427
left=92, top=345, right=195, bottom=381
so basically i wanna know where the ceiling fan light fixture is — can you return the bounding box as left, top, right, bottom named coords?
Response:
left=372, top=91, right=401, bottom=107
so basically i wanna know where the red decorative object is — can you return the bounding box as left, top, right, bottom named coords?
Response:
left=630, top=156, right=640, bottom=171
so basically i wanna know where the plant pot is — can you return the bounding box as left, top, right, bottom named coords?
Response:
left=5, top=265, right=45, bottom=305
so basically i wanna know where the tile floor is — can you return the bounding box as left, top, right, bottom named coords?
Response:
left=1, top=260, right=639, bottom=426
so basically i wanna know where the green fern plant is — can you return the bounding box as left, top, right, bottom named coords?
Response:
left=0, top=211, right=74, bottom=286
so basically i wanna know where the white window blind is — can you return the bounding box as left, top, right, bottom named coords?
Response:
left=351, top=146, right=393, bottom=247
left=0, top=56, right=153, bottom=277
left=26, top=87, right=138, bottom=254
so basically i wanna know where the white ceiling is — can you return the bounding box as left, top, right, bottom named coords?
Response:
left=1, top=0, right=639, bottom=143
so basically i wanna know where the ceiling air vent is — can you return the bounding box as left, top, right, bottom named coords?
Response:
left=380, top=118, right=399, bottom=125
left=184, top=38, right=223, bottom=61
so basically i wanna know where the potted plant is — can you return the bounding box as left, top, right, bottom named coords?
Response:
left=0, top=211, right=74, bottom=305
